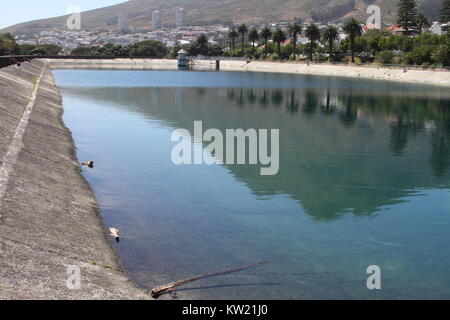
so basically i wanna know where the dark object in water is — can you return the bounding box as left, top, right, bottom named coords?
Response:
left=81, top=160, right=94, bottom=168
left=150, top=261, right=268, bottom=299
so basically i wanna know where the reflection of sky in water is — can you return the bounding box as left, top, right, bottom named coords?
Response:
left=55, top=70, right=450, bottom=299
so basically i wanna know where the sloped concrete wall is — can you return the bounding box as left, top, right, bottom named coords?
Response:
left=0, top=60, right=148, bottom=299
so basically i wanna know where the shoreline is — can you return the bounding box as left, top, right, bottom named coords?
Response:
left=0, top=59, right=149, bottom=299
left=44, top=58, right=450, bottom=87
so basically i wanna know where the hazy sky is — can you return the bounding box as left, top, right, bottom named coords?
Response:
left=0, top=0, right=127, bottom=29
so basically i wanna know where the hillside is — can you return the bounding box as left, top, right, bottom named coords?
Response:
left=0, top=0, right=442, bottom=37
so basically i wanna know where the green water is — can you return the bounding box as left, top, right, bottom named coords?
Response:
left=54, top=70, right=450, bottom=299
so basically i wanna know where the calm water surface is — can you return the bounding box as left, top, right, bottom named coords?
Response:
left=54, top=70, right=450, bottom=299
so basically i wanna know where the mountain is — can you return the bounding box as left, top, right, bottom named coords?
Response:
left=0, top=0, right=442, bottom=37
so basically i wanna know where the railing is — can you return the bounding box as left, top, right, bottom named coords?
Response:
left=188, top=56, right=249, bottom=61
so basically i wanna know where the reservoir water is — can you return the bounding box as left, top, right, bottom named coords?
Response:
left=54, top=69, right=450, bottom=299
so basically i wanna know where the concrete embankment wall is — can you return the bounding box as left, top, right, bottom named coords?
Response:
left=0, top=60, right=148, bottom=299
left=47, top=58, right=179, bottom=70
left=44, top=58, right=450, bottom=87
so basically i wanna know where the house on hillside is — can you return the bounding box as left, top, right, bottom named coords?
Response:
left=387, top=24, right=405, bottom=35
left=429, top=22, right=443, bottom=35
left=428, top=22, right=449, bottom=35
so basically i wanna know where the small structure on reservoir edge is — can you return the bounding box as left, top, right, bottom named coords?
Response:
left=178, top=49, right=187, bottom=68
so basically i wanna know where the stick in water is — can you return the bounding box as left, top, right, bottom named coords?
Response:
left=150, top=261, right=268, bottom=299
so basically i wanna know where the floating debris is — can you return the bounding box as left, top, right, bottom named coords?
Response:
left=109, top=227, right=120, bottom=242
left=81, top=160, right=94, bottom=168
left=151, top=261, right=268, bottom=299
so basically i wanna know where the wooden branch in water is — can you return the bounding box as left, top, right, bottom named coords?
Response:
left=150, top=261, right=268, bottom=299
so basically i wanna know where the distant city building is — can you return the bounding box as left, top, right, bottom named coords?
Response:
left=176, top=8, right=186, bottom=27
left=152, top=10, right=162, bottom=30
left=118, top=14, right=130, bottom=32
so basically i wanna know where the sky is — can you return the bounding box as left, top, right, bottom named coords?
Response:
left=0, top=0, right=127, bottom=29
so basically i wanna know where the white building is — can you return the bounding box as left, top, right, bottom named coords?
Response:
left=429, top=22, right=443, bottom=35
left=152, top=10, right=162, bottom=30
left=176, top=8, right=186, bottom=27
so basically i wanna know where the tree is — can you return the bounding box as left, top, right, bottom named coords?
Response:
left=432, top=43, right=450, bottom=65
left=272, top=28, right=287, bottom=58
left=440, top=0, right=450, bottom=23
left=17, top=44, right=36, bottom=55
left=416, top=13, right=431, bottom=34
left=305, top=23, right=321, bottom=61
left=238, top=24, right=248, bottom=53
left=129, top=40, right=168, bottom=58
left=343, top=18, right=363, bottom=63
left=89, top=43, right=130, bottom=57
left=260, top=27, right=272, bottom=58
left=248, top=27, right=259, bottom=57
left=0, top=33, right=18, bottom=55
left=322, top=26, right=339, bottom=60
left=28, top=44, right=62, bottom=55
left=229, top=29, right=238, bottom=51
left=397, top=0, right=419, bottom=36
left=70, top=46, right=91, bottom=56
left=188, top=35, right=209, bottom=56
left=289, top=23, right=302, bottom=60
left=377, top=50, right=395, bottom=64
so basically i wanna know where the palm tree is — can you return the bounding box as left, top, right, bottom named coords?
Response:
left=272, top=28, right=287, bottom=58
left=248, top=27, right=259, bottom=57
left=321, top=26, right=339, bottom=60
left=342, top=18, right=363, bottom=63
left=238, top=23, right=248, bottom=53
left=288, top=23, right=302, bottom=60
left=228, top=29, right=238, bottom=51
left=260, top=27, right=272, bottom=58
left=416, top=13, right=431, bottom=34
left=305, top=23, right=321, bottom=61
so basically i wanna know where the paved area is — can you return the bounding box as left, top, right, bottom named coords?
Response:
left=0, top=60, right=149, bottom=299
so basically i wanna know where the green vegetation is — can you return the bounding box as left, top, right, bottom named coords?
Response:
left=260, top=27, right=272, bottom=59
left=0, top=33, right=17, bottom=55
left=305, top=23, right=321, bottom=61
left=440, top=0, right=450, bottom=23
left=248, top=27, right=259, bottom=57
left=186, top=35, right=223, bottom=56
left=238, top=24, right=248, bottom=53
left=322, top=26, right=339, bottom=60
left=273, top=28, right=287, bottom=59
left=228, top=29, right=238, bottom=51
left=0, top=33, right=62, bottom=56
left=417, top=13, right=432, bottom=34
left=397, top=0, right=419, bottom=35
left=25, top=44, right=62, bottom=55
left=289, top=23, right=302, bottom=60
left=69, top=36, right=222, bottom=58
left=343, top=18, right=363, bottom=63
left=68, top=41, right=168, bottom=58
